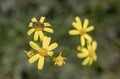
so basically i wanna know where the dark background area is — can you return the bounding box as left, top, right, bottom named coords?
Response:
left=0, top=0, right=120, bottom=79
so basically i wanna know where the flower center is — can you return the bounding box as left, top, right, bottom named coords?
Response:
left=38, top=48, right=48, bottom=57
left=89, top=50, right=94, bottom=57
left=56, top=57, right=63, bottom=61
left=33, top=22, right=44, bottom=31
left=80, top=29, right=86, bottom=35
left=54, top=56, right=65, bottom=66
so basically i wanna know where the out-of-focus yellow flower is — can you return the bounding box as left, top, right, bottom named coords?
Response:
left=69, top=16, right=94, bottom=46
left=28, top=36, right=58, bottom=70
left=53, top=52, right=66, bottom=67
left=77, top=41, right=97, bottom=65
left=24, top=50, right=35, bottom=58
left=27, top=16, right=54, bottom=41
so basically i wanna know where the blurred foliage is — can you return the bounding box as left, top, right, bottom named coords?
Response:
left=0, top=0, right=120, bottom=79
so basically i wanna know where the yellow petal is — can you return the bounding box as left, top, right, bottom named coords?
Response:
left=34, top=31, right=39, bottom=41
left=86, top=26, right=94, bottom=32
left=27, top=28, right=35, bottom=36
left=44, top=22, right=51, bottom=26
left=29, top=41, right=40, bottom=50
left=47, top=43, right=58, bottom=51
left=39, top=16, right=46, bottom=23
left=92, top=41, right=97, bottom=51
left=89, top=58, right=93, bottom=65
left=43, top=36, right=51, bottom=48
left=31, top=17, right=37, bottom=22
left=77, top=46, right=81, bottom=51
left=28, top=22, right=33, bottom=27
left=75, top=16, right=82, bottom=28
left=43, top=28, right=54, bottom=33
left=77, top=46, right=86, bottom=52
left=84, top=34, right=92, bottom=42
left=77, top=52, right=88, bottom=58
left=80, top=48, right=88, bottom=53
left=28, top=54, right=40, bottom=64
left=47, top=51, right=54, bottom=56
left=83, top=18, right=89, bottom=29
left=80, top=36, right=85, bottom=46
left=93, top=53, right=97, bottom=61
left=72, top=22, right=81, bottom=30
left=38, top=56, right=44, bottom=70
left=38, top=31, right=44, bottom=41
left=81, top=48, right=89, bottom=56
left=82, top=57, right=90, bottom=65
left=87, top=44, right=92, bottom=50
left=69, top=30, right=80, bottom=35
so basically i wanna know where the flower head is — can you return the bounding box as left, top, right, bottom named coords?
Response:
left=77, top=40, right=97, bottom=65
left=24, top=50, right=35, bottom=58
left=53, top=52, right=66, bottom=67
left=69, top=16, right=94, bottom=46
left=28, top=36, right=58, bottom=70
left=27, top=16, right=54, bottom=41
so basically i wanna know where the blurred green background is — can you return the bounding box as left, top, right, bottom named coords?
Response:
left=0, top=0, right=120, bottom=79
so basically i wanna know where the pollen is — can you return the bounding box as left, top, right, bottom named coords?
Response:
left=38, top=48, right=48, bottom=56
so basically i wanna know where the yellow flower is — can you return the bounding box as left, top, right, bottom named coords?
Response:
left=77, top=40, right=97, bottom=65
left=69, top=16, right=94, bottom=46
left=24, top=50, right=35, bottom=58
left=28, top=36, right=58, bottom=70
left=27, top=16, right=54, bottom=41
left=53, top=52, right=66, bottom=67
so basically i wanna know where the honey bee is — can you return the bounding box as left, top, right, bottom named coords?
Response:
left=33, top=22, right=44, bottom=28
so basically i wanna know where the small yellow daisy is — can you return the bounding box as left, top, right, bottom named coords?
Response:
left=24, top=50, right=35, bottom=58
left=28, top=36, right=58, bottom=70
left=53, top=52, right=66, bottom=67
left=69, top=16, right=94, bottom=46
left=27, top=16, right=54, bottom=41
left=77, top=40, right=97, bottom=65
